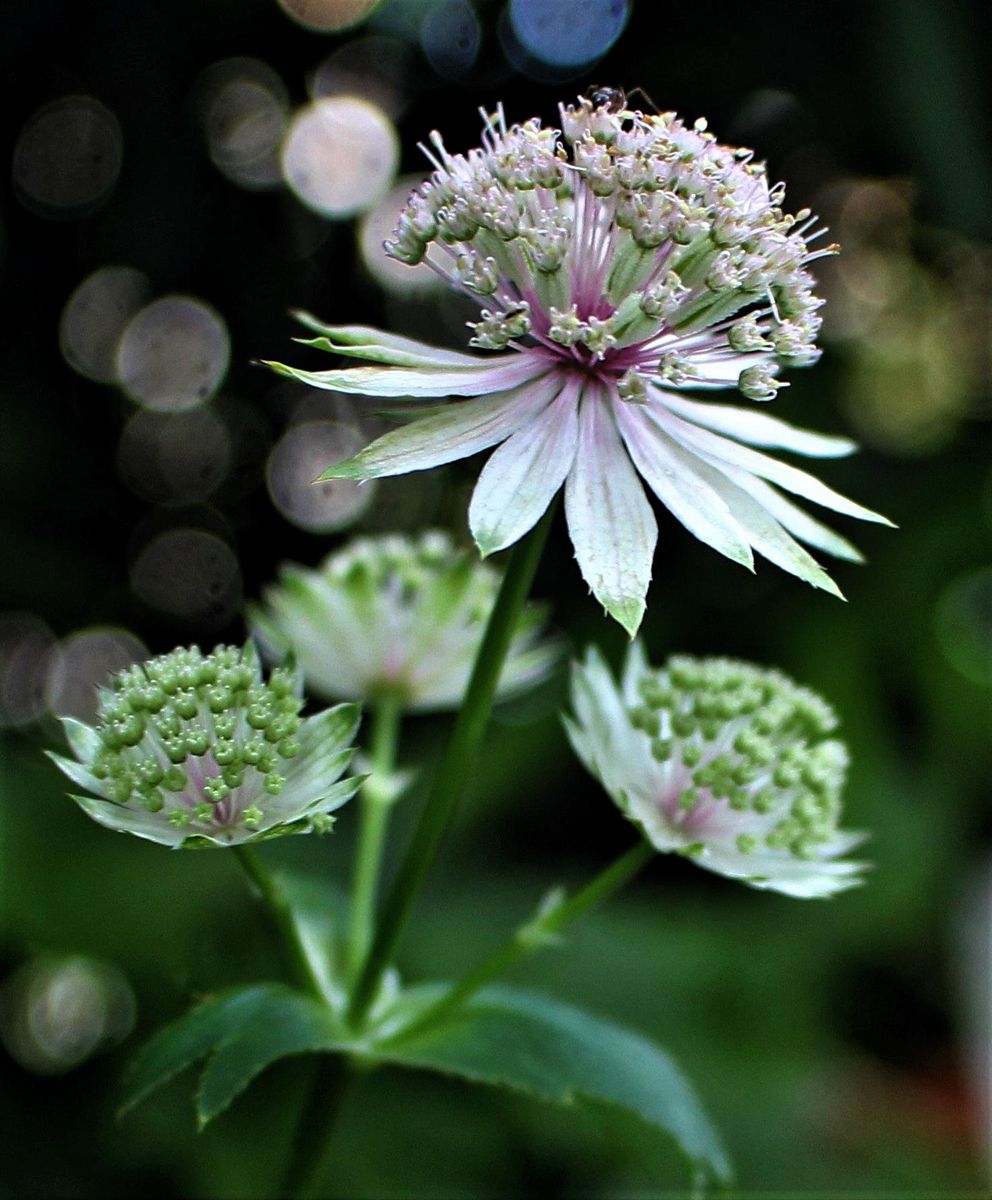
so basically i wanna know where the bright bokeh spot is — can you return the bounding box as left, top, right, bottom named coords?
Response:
left=0, top=614, right=59, bottom=728
left=130, top=529, right=242, bottom=627
left=12, top=95, right=123, bottom=217
left=117, top=295, right=230, bottom=412
left=277, top=0, right=381, bottom=32
left=507, top=0, right=629, bottom=68
left=266, top=421, right=376, bottom=532
left=359, top=176, right=442, bottom=296
left=45, top=628, right=148, bottom=723
left=117, top=406, right=232, bottom=504
left=422, top=0, right=481, bottom=80
left=0, top=958, right=135, bottom=1076
left=197, top=58, right=289, bottom=190
left=59, top=266, right=151, bottom=384
left=281, top=96, right=398, bottom=219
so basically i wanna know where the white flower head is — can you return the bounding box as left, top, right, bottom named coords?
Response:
left=48, top=644, right=361, bottom=848
left=266, top=95, right=892, bottom=636
left=566, top=644, right=867, bottom=897
left=248, top=530, right=556, bottom=712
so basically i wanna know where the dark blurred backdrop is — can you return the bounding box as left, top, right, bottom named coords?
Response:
left=1, top=1, right=989, bottom=1196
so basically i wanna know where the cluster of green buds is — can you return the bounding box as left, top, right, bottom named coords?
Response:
left=567, top=647, right=865, bottom=897
left=49, top=644, right=361, bottom=848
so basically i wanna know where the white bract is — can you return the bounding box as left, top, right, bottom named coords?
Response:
left=266, top=95, right=891, bottom=636
left=48, top=644, right=361, bottom=848
left=566, top=645, right=866, bottom=897
left=248, top=530, right=555, bottom=712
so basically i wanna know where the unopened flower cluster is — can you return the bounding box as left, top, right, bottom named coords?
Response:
left=567, top=646, right=865, bottom=897
left=250, top=530, right=555, bottom=712
left=272, top=95, right=889, bottom=636
left=49, top=645, right=360, bottom=847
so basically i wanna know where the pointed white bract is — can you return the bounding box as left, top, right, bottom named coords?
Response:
left=267, top=96, right=892, bottom=635
left=48, top=644, right=361, bottom=848
left=566, top=645, right=867, bottom=898
left=248, top=530, right=556, bottom=713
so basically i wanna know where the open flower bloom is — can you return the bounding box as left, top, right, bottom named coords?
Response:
left=248, top=530, right=555, bottom=712
left=566, top=645, right=866, bottom=897
left=266, top=95, right=891, bottom=636
left=48, top=644, right=361, bottom=848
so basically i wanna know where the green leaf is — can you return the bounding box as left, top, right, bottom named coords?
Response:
left=196, top=991, right=339, bottom=1125
left=122, top=979, right=730, bottom=1187
left=120, top=984, right=291, bottom=1117
left=377, top=985, right=732, bottom=1185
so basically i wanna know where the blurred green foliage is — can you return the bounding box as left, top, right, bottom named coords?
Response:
left=1, top=0, right=989, bottom=1196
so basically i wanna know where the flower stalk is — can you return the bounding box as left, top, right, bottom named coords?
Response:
left=393, top=838, right=655, bottom=1042
left=347, top=693, right=403, bottom=983
left=233, top=845, right=328, bottom=1002
left=346, top=502, right=556, bottom=1027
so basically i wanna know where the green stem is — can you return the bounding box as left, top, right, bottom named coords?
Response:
left=233, top=845, right=325, bottom=1001
left=395, top=839, right=654, bottom=1041
left=347, top=504, right=556, bottom=1028
left=280, top=1055, right=355, bottom=1200
left=347, top=693, right=403, bottom=983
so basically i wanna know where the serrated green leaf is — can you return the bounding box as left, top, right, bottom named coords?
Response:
left=119, top=984, right=291, bottom=1117
left=122, top=978, right=730, bottom=1187
left=196, top=991, right=341, bottom=1125
left=377, top=985, right=732, bottom=1184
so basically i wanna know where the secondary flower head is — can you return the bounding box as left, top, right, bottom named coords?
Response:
left=48, top=644, right=361, bottom=848
left=566, top=645, right=866, bottom=897
left=248, top=530, right=555, bottom=712
left=268, top=94, right=891, bottom=636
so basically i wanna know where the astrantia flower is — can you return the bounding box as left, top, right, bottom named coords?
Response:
left=248, top=530, right=555, bottom=712
left=566, top=645, right=866, bottom=897
left=267, top=95, right=891, bottom=635
left=47, top=644, right=361, bottom=848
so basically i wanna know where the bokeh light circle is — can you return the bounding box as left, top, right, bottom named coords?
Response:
left=0, top=614, right=60, bottom=728
left=309, top=36, right=410, bottom=119
left=277, top=0, right=381, bottom=33
left=198, top=58, right=289, bottom=191
left=266, top=421, right=376, bottom=532
left=12, top=95, right=123, bottom=217
left=0, top=957, right=135, bottom=1075
left=508, top=0, right=629, bottom=68
left=117, top=296, right=230, bottom=412
left=281, top=96, right=398, bottom=219
left=422, top=0, right=481, bottom=80
left=117, top=406, right=232, bottom=504
left=130, top=529, right=242, bottom=627
left=45, top=627, right=148, bottom=723
left=59, top=266, right=151, bottom=384
left=359, top=176, right=442, bottom=296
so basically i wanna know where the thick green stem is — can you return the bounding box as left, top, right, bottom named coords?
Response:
left=233, top=845, right=325, bottom=1001
left=347, top=694, right=403, bottom=983
left=347, top=504, right=556, bottom=1027
left=395, top=839, right=654, bottom=1041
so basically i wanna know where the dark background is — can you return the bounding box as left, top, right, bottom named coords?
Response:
left=1, top=0, right=989, bottom=1196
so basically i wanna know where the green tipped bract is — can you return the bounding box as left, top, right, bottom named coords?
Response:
left=249, top=530, right=556, bottom=712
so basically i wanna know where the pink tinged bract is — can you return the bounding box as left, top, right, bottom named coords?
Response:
left=564, top=388, right=657, bottom=637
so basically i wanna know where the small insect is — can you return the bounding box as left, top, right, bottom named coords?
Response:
left=586, top=84, right=659, bottom=117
